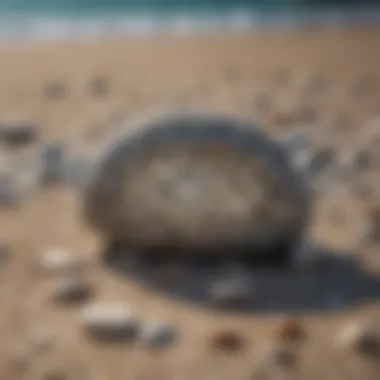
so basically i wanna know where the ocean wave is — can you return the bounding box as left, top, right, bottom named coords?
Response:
left=0, top=7, right=380, bottom=41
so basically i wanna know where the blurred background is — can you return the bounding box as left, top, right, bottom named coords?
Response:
left=0, top=1, right=379, bottom=380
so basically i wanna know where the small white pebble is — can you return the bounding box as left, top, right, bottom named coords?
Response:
left=39, top=247, right=83, bottom=275
left=80, top=302, right=140, bottom=342
left=140, top=322, right=178, bottom=349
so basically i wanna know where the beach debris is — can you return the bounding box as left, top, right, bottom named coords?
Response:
left=39, top=143, right=66, bottom=185
left=337, top=320, right=380, bottom=359
left=209, top=329, right=246, bottom=353
left=80, top=302, right=140, bottom=342
left=49, top=277, right=93, bottom=306
left=139, top=321, right=178, bottom=349
left=38, top=247, right=83, bottom=275
left=0, top=121, right=38, bottom=147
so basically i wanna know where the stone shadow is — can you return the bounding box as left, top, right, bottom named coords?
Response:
left=100, top=243, right=380, bottom=314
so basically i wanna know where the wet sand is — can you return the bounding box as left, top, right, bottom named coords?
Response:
left=0, top=27, right=380, bottom=379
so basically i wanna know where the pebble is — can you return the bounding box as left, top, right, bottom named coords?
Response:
left=304, top=147, right=337, bottom=177
left=39, top=247, right=83, bottom=275
left=39, top=143, right=66, bottom=185
left=207, top=267, right=254, bottom=309
left=80, top=302, right=140, bottom=342
left=139, top=322, right=178, bottom=349
left=338, top=321, right=380, bottom=358
left=0, top=122, right=37, bottom=147
left=273, top=317, right=306, bottom=343
left=50, top=277, right=93, bottom=306
left=209, top=330, right=246, bottom=353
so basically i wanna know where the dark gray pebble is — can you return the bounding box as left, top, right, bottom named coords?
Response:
left=140, top=322, right=178, bottom=349
left=0, top=123, right=37, bottom=147
left=50, top=277, right=93, bottom=306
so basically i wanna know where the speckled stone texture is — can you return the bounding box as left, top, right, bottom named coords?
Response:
left=83, top=109, right=310, bottom=265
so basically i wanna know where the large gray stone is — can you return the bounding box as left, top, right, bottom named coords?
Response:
left=83, top=109, right=310, bottom=264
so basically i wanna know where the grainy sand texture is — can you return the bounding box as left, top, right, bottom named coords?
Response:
left=0, top=27, right=379, bottom=380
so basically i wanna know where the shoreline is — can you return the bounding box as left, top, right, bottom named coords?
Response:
left=0, top=7, right=380, bottom=42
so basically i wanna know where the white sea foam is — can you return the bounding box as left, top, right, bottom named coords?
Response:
left=0, top=7, right=379, bottom=42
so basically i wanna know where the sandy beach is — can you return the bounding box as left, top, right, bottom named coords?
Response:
left=0, top=27, right=379, bottom=380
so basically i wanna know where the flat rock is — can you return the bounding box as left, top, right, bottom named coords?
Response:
left=50, top=277, right=93, bottom=306
left=39, top=247, right=83, bottom=275
left=80, top=302, right=140, bottom=342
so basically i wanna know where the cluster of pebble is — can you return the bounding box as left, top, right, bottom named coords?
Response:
left=38, top=247, right=179, bottom=349
left=0, top=69, right=379, bottom=379
left=0, top=119, right=95, bottom=206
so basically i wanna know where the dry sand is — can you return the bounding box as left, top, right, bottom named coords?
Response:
left=0, top=27, right=379, bottom=379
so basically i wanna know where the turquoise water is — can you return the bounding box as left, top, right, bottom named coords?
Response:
left=0, top=0, right=379, bottom=40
